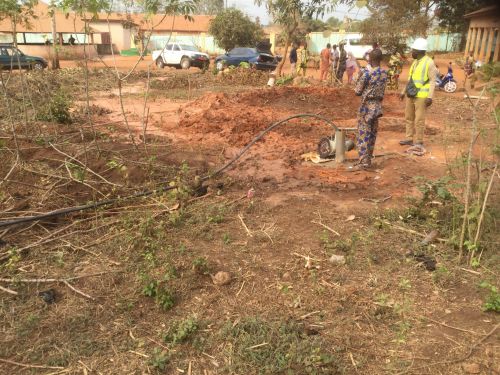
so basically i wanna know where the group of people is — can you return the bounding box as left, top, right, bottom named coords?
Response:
left=289, top=38, right=437, bottom=171
left=320, top=43, right=358, bottom=84
left=350, top=38, right=436, bottom=171
left=289, top=42, right=357, bottom=84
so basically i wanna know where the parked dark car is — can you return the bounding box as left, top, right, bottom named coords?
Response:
left=0, top=44, right=47, bottom=70
left=215, top=47, right=279, bottom=71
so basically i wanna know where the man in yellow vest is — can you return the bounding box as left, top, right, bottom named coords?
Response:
left=399, top=38, right=437, bottom=148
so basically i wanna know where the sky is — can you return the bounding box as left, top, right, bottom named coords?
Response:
left=226, top=1, right=371, bottom=25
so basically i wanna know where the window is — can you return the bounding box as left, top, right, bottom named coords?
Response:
left=24, top=33, right=49, bottom=44
left=165, top=44, right=173, bottom=50
left=179, top=44, right=198, bottom=52
left=230, top=48, right=252, bottom=55
left=173, top=45, right=181, bottom=51
left=0, top=47, right=9, bottom=56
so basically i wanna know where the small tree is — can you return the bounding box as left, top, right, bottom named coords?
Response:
left=255, top=0, right=302, bottom=76
left=209, top=8, right=264, bottom=52
left=0, top=0, right=38, bottom=47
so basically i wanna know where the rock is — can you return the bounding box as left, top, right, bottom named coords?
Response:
left=329, top=254, right=346, bottom=265
left=39, top=289, right=56, bottom=304
left=421, top=230, right=439, bottom=246
left=462, top=363, right=480, bottom=374
left=211, top=271, right=231, bottom=286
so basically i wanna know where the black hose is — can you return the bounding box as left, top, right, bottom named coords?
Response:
left=204, top=113, right=339, bottom=180
left=0, top=113, right=337, bottom=228
left=0, top=186, right=177, bottom=228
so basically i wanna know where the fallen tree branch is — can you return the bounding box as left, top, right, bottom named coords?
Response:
left=0, top=285, right=18, bottom=295
left=311, top=220, right=340, bottom=236
left=382, top=221, right=447, bottom=243
left=0, top=270, right=120, bottom=283
left=49, top=142, right=120, bottom=187
left=62, top=280, right=95, bottom=300
left=238, top=214, right=253, bottom=237
left=0, top=358, right=64, bottom=370
left=419, top=315, right=483, bottom=336
left=311, top=211, right=340, bottom=236
left=395, top=323, right=499, bottom=375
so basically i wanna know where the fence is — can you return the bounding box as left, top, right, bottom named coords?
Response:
left=307, top=32, right=462, bottom=54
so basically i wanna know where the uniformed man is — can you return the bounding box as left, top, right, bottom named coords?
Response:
left=399, top=38, right=437, bottom=148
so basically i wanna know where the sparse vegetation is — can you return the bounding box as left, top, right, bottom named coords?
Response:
left=0, top=20, right=498, bottom=374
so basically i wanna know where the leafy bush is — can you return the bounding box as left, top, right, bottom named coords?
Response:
left=209, top=8, right=263, bottom=52
left=478, top=62, right=500, bottom=81
left=479, top=281, right=500, bottom=312
left=36, top=89, right=72, bottom=124
left=142, top=279, right=175, bottom=311
left=164, top=315, right=199, bottom=345
left=219, top=317, right=344, bottom=373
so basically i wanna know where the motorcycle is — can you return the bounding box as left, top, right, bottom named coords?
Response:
left=436, top=65, right=457, bottom=93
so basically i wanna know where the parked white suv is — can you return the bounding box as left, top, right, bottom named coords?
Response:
left=152, top=43, right=209, bottom=70
left=343, top=36, right=372, bottom=60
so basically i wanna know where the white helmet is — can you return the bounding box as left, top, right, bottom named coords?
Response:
left=411, top=38, right=428, bottom=51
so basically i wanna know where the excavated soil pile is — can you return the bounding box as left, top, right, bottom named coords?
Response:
left=178, top=87, right=365, bottom=162
left=179, top=86, right=401, bottom=145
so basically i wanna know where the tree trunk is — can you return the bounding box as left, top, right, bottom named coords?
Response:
left=51, top=4, right=60, bottom=69
left=277, top=35, right=289, bottom=77
left=11, top=18, right=17, bottom=47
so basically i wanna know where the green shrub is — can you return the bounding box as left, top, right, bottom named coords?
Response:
left=36, top=89, right=72, bottom=124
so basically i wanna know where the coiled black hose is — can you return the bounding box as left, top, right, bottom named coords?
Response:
left=0, top=114, right=339, bottom=228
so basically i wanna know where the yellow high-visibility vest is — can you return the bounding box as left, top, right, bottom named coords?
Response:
left=409, top=55, right=431, bottom=98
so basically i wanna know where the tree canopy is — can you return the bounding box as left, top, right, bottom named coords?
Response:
left=435, top=0, right=497, bottom=34
left=0, top=0, right=38, bottom=46
left=194, top=0, right=223, bottom=15
left=209, top=8, right=263, bottom=52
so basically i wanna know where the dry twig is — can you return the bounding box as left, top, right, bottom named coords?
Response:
left=0, top=358, right=64, bottom=370
left=0, top=285, right=18, bottom=295
left=238, top=214, right=253, bottom=237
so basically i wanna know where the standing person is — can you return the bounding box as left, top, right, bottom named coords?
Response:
left=331, top=44, right=339, bottom=78
left=464, top=52, right=476, bottom=89
left=297, top=42, right=309, bottom=77
left=289, top=43, right=298, bottom=76
left=399, top=38, right=437, bottom=148
left=348, top=48, right=388, bottom=171
left=68, top=35, right=76, bottom=45
left=345, top=51, right=357, bottom=84
left=320, top=43, right=331, bottom=81
left=336, top=42, right=347, bottom=82
left=363, top=42, right=379, bottom=67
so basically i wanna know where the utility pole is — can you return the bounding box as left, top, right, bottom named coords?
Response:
left=50, top=0, right=60, bottom=69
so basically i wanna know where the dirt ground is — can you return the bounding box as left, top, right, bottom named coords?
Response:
left=0, top=62, right=498, bottom=375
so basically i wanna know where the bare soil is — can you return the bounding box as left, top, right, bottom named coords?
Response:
left=0, top=66, right=498, bottom=375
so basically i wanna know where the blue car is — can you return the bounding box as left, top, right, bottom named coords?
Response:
left=215, top=47, right=279, bottom=71
left=0, top=44, right=47, bottom=70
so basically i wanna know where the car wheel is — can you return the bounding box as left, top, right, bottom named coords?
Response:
left=180, top=57, right=190, bottom=70
left=32, top=62, right=44, bottom=70
left=216, top=61, right=224, bottom=71
left=444, top=81, right=456, bottom=93
left=156, top=57, right=165, bottom=69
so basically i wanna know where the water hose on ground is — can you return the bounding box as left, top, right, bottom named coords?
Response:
left=0, top=114, right=340, bottom=228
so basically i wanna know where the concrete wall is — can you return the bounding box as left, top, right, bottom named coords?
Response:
left=90, top=21, right=128, bottom=51
left=17, top=44, right=98, bottom=60
left=308, top=32, right=462, bottom=54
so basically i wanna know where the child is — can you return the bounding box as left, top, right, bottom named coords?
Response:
left=349, top=48, right=387, bottom=171
left=346, top=51, right=357, bottom=84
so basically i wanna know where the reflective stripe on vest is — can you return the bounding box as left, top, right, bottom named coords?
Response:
left=409, top=55, right=431, bottom=98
